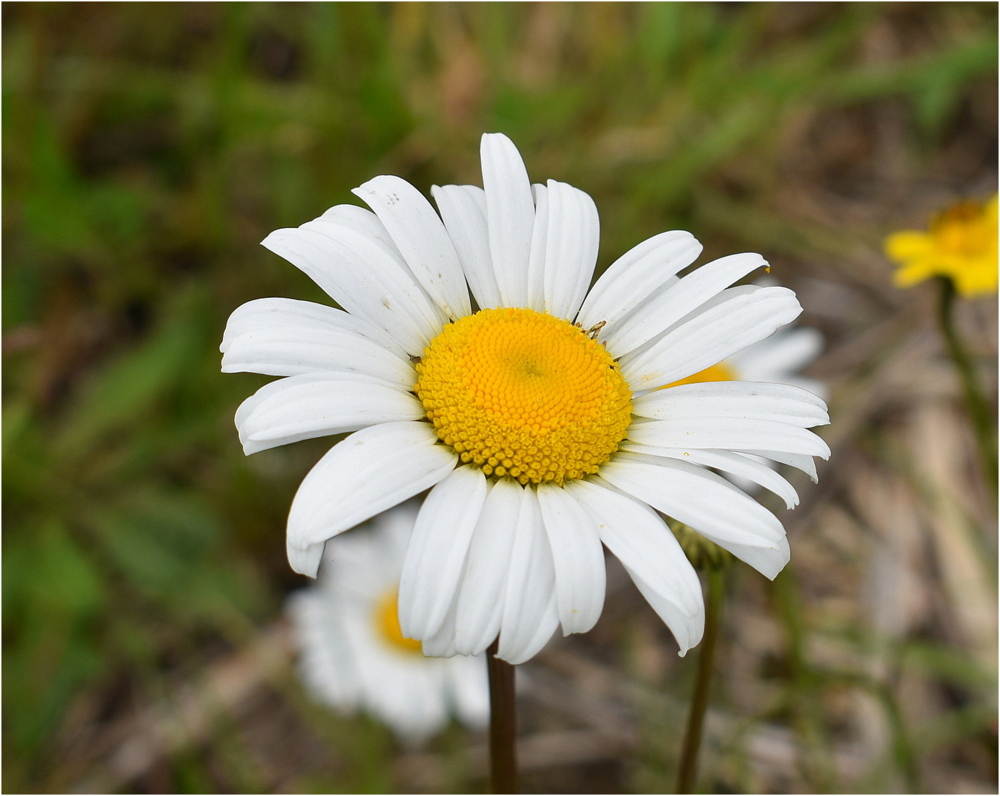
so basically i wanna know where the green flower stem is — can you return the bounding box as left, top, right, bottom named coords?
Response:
left=937, top=277, right=998, bottom=497
left=676, top=568, right=725, bottom=794
left=486, top=640, right=518, bottom=794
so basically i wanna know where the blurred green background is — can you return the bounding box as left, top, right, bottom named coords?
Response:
left=3, top=3, right=997, bottom=793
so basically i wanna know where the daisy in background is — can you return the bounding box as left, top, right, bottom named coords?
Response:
left=222, top=132, right=830, bottom=665
left=668, top=323, right=826, bottom=398
left=884, top=194, right=997, bottom=489
left=884, top=194, right=998, bottom=297
left=287, top=499, right=489, bottom=744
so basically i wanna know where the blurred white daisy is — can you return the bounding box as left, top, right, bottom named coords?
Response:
left=666, top=324, right=826, bottom=400
left=223, top=132, right=830, bottom=664
left=287, top=500, right=489, bottom=744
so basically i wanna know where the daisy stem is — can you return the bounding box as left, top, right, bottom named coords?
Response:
left=936, top=277, right=998, bottom=498
left=676, top=567, right=725, bottom=794
left=486, top=639, right=518, bottom=794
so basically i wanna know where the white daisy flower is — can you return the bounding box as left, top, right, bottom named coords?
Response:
left=287, top=499, right=489, bottom=744
left=223, top=132, right=831, bottom=664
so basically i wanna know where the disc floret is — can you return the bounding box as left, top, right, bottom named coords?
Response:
left=414, top=308, right=633, bottom=485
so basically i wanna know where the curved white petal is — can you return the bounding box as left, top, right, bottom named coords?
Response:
left=525, top=183, right=549, bottom=312
left=599, top=453, right=789, bottom=579
left=497, top=487, right=559, bottom=664
left=286, top=421, right=457, bottom=577
left=317, top=204, right=406, bottom=262
left=421, top=596, right=460, bottom=658
left=235, top=373, right=424, bottom=455
left=262, top=225, right=446, bottom=356
left=577, top=230, right=703, bottom=332
left=626, top=417, right=831, bottom=459
left=288, top=543, right=330, bottom=588
left=619, top=443, right=800, bottom=510
left=717, top=534, right=790, bottom=580
left=605, top=253, right=769, bottom=356
left=221, top=297, right=405, bottom=359
left=567, top=480, right=704, bottom=655
left=398, top=466, right=488, bottom=640
left=353, top=175, right=472, bottom=321
left=747, top=449, right=819, bottom=482
left=620, top=285, right=803, bottom=392
left=633, top=381, right=829, bottom=428
left=481, top=133, right=535, bottom=308
left=541, top=179, right=600, bottom=321
left=431, top=184, right=501, bottom=310
left=452, top=478, right=522, bottom=655
left=223, top=325, right=416, bottom=385
left=628, top=569, right=706, bottom=657
left=536, top=483, right=606, bottom=636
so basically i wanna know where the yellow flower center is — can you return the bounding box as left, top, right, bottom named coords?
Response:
left=414, top=307, right=633, bottom=485
left=662, top=361, right=738, bottom=388
left=932, top=200, right=995, bottom=259
left=374, top=590, right=424, bottom=655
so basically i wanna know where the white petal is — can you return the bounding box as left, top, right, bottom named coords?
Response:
left=620, top=285, right=803, bottom=391
left=567, top=480, right=704, bottom=655
left=481, top=133, right=535, bottom=308
left=497, top=487, right=559, bottom=664
left=317, top=204, right=406, bottom=261
left=525, top=183, right=549, bottom=312
left=288, top=540, right=328, bottom=580
left=221, top=297, right=406, bottom=359
left=223, top=324, right=416, bottom=385
left=619, top=444, right=800, bottom=510
left=632, top=381, right=829, bottom=428
left=747, top=449, right=819, bottom=482
left=628, top=568, right=706, bottom=657
left=353, top=175, right=472, bottom=321
left=286, top=421, right=456, bottom=577
left=599, top=453, right=789, bottom=579
left=626, top=417, right=831, bottom=459
left=431, top=184, right=501, bottom=310
left=717, top=534, right=790, bottom=580
left=536, top=483, right=606, bottom=636
left=577, top=230, right=703, bottom=332
left=604, top=253, right=769, bottom=356
left=262, top=225, right=446, bottom=356
left=729, top=326, right=824, bottom=383
left=452, top=478, right=522, bottom=655
left=235, top=373, right=424, bottom=455
left=541, top=180, right=600, bottom=321
left=398, top=466, right=488, bottom=640
left=420, top=593, right=460, bottom=658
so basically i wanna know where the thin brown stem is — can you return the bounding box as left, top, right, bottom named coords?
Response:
left=676, top=568, right=725, bottom=794
left=937, top=277, right=998, bottom=499
left=487, top=640, right=518, bottom=794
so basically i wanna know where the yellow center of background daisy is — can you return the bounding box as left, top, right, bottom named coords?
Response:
left=375, top=591, right=424, bottom=655
left=415, top=307, right=633, bottom=485
left=932, top=200, right=994, bottom=258
left=662, top=361, right=738, bottom=388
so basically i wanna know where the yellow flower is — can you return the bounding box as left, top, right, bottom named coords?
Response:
left=885, top=196, right=998, bottom=297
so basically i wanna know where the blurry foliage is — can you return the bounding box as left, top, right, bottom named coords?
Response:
left=2, top=3, right=996, bottom=793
